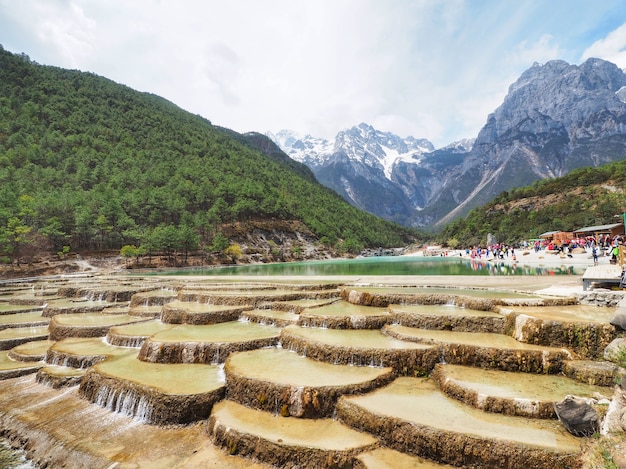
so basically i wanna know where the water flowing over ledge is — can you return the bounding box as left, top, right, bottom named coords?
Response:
left=0, top=272, right=624, bottom=467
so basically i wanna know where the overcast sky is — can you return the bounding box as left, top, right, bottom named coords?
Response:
left=2, top=1, right=626, bottom=148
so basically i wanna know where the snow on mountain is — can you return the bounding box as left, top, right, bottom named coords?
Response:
left=441, top=138, right=475, bottom=153
left=268, top=123, right=434, bottom=180
left=268, top=58, right=626, bottom=229
left=266, top=130, right=334, bottom=165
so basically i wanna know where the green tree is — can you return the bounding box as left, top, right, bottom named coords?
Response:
left=446, top=238, right=460, bottom=249
left=209, top=232, right=229, bottom=253
left=149, top=224, right=178, bottom=263
left=57, top=245, right=70, bottom=259
left=339, top=238, right=363, bottom=255
left=5, top=216, right=32, bottom=266
left=0, top=46, right=421, bottom=261
left=120, top=244, right=139, bottom=267
left=176, top=224, right=199, bottom=263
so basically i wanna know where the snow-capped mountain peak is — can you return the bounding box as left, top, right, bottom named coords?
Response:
left=266, top=130, right=334, bottom=165
left=268, top=123, right=434, bottom=180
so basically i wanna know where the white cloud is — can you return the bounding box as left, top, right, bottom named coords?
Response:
left=582, top=22, right=626, bottom=69
left=1, top=0, right=626, bottom=148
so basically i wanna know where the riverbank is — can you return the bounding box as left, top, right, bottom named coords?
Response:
left=404, top=246, right=610, bottom=297
left=0, top=246, right=606, bottom=299
left=429, top=245, right=604, bottom=268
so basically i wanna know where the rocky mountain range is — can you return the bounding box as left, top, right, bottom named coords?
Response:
left=268, top=58, right=626, bottom=229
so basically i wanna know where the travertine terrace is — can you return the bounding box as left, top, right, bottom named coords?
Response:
left=0, top=273, right=624, bottom=468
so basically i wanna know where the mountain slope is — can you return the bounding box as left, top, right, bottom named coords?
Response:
left=0, top=47, right=418, bottom=263
left=269, top=123, right=436, bottom=224
left=416, top=58, right=626, bottom=227
left=437, top=158, right=626, bottom=247
left=270, top=59, right=626, bottom=230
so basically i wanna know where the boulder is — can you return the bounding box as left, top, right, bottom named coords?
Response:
left=554, top=396, right=599, bottom=437
left=611, top=309, right=626, bottom=330
left=613, top=452, right=626, bottom=469
left=605, top=337, right=626, bottom=363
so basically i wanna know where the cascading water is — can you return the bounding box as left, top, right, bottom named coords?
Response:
left=94, top=384, right=153, bottom=422
left=214, top=345, right=220, bottom=364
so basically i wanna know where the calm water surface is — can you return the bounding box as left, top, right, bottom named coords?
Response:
left=164, top=256, right=583, bottom=277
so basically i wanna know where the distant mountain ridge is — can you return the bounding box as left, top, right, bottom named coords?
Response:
left=269, top=124, right=435, bottom=179
left=269, top=58, right=626, bottom=229
left=268, top=123, right=441, bottom=224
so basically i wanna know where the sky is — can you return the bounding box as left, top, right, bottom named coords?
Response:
left=1, top=1, right=626, bottom=148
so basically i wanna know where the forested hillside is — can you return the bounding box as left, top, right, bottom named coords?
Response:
left=0, top=47, right=418, bottom=265
left=437, top=159, right=626, bottom=248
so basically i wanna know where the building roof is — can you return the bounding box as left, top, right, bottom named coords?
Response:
left=539, top=231, right=559, bottom=238
left=573, top=223, right=623, bottom=233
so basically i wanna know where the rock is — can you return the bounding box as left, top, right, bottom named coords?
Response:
left=613, top=452, right=626, bottom=469
left=611, top=309, right=626, bottom=330
left=564, top=360, right=622, bottom=387
left=604, top=337, right=626, bottom=363
left=554, top=396, right=599, bottom=437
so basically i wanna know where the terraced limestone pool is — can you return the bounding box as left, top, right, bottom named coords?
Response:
left=0, top=274, right=623, bottom=468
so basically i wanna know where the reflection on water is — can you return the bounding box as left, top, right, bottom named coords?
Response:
left=163, top=256, right=583, bottom=277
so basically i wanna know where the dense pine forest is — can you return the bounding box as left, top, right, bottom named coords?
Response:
left=437, top=159, right=626, bottom=247
left=0, top=47, right=419, bottom=265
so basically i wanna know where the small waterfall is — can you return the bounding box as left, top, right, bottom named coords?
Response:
left=439, top=348, right=448, bottom=365
left=134, top=395, right=153, bottom=422
left=48, top=354, right=100, bottom=369
left=368, top=354, right=376, bottom=367
left=48, top=355, right=70, bottom=367
left=217, top=364, right=226, bottom=382
left=94, top=383, right=153, bottom=423
left=36, top=372, right=56, bottom=388
left=108, top=335, right=145, bottom=348
left=214, top=345, right=220, bottom=364
left=126, top=337, right=145, bottom=348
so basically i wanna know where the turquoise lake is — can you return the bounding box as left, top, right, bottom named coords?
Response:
left=163, top=256, right=583, bottom=277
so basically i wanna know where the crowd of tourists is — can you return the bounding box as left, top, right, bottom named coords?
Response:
left=461, top=234, right=625, bottom=266
left=533, top=235, right=613, bottom=252
left=465, top=245, right=517, bottom=261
